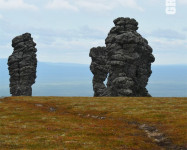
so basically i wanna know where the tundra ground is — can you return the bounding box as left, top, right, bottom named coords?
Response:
left=0, top=97, right=186, bottom=150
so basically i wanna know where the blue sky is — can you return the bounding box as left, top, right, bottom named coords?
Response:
left=0, top=0, right=187, bottom=65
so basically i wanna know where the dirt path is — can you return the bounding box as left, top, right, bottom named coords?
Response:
left=137, top=123, right=187, bottom=150
left=33, top=102, right=187, bottom=150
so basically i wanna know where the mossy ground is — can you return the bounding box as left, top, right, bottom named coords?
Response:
left=0, top=97, right=187, bottom=150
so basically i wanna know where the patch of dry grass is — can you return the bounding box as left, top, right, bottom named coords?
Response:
left=0, top=97, right=186, bottom=149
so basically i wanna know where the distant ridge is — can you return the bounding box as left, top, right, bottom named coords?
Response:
left=0, top=59, right=187, bottom=97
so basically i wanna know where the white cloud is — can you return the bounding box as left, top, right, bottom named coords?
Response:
left=153, top=52, right=187, bottom=65
left=151, top=29, right=186, bottom=40
left=0, top=0, right=38, bottom=10
left=116, top=0, right=144, bottom=11
left=149, top=37, right=187, bottom=51
left=75, top=0, right=114, bottom=12
left=36, top=38, right=104, bottom=64
left=178, top=0, right=187, bottom=5
left=148, top=37, right=187, bottom=65
left=29, top=26, right=107, bottom=45
left=0, top=44, right=12, bottom=59
left=0, top=14, right=3, bottom=19
left=183, top=27, right=187, bottom=32
left=45, top=0, right=143, bottom=12
left=46, top=0, right=78, bottom=11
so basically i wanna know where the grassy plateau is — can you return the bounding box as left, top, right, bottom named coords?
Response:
left=0, top=97, right=187, bottom=150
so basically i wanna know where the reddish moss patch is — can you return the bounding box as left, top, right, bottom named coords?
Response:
left=0, top=97, right=186, bottom=149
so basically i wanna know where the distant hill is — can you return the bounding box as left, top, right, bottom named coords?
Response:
left=0, top=58, right=187, bottom=97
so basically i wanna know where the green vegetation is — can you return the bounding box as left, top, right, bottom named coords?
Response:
left=0, top=97, right=187, bottom=149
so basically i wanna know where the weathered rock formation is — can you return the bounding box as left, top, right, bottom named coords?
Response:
left=89, top=47, right=108, bottom=96
left=8, top=33, right=37, bottom=96
left=89, top=17, right=155, bottom=97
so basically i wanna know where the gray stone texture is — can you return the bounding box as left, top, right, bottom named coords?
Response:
left=89, top=17, right=155, bottom=97
left=89, top=47, right=108, bottom=96
left=8, top=33, right=37, bottom=96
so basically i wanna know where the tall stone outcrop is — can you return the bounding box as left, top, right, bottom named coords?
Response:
left=8, top=33, right=37, bottom=96
left=89, top=17, right=155, bottom=97
left=89, top=47, right=108, bottom=96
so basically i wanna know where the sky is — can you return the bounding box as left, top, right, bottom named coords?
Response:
left=0, top=0, right=187, bottom=65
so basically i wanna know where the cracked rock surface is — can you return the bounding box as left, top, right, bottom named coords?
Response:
left=90, top=17, right=155, bottom=96
left=8, top=33, right=37, bottom=96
